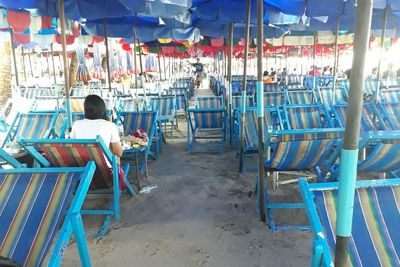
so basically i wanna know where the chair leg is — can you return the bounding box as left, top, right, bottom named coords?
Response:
left=135, top=153, right=140, bottom=191
left=145, top=150, right=149, bottom=179
left=71, top=213, right=92, bottom=267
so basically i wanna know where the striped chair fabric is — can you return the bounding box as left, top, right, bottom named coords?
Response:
left=196, top=96, right=223, bottom=109
left=263, top=92, right=283, bottom=106
left=193, top=110, right=224, bottom=129
left=121, top=111, right=156, bottom=137
left=379, top=102, right=400, bottom=130
left=232, top=96, right=253, bottom=109
left=264, top=83, right=280, bottom=92
left=0, top=171, right=81, bottom=266
left=318, top=87, right=345, bottom=104
left=287, top=91, right=314, bottom=105
left=13, top=113, right=56, bottom=140
left=358, top=142, right=400, bottom=173
left=380, top=90, right=400, bottom=103
left=311, top=185, right=400, bottom=266
left=34, top=142, right=113, bottom=189
left=243, top=109, right=271, bottom=150
left=333, top=104, right=382, bottom=132
left=286, top=106, right=324, bottom=129
left=151, top=96, right=174, bottom=118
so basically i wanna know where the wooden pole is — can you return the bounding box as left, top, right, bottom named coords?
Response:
left=133, top=27, right=138, bottom=92
left=51, top=44, right=57, bottom=85
left=103, top=18, right=112, bottom=92
left=21, top=47, right=27, bottom=81
left=9, top=27, right=19, bottom=86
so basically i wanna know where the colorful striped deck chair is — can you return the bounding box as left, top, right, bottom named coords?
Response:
left=23, top=87, right=42, bottom=99
left=150, top=96, right=175, bottom=135
left=287, top=75, right=302, bottom=86
left=317, top=86, right=346, bottom=104
left=379, top=89, right=400, bottom=103
left=1, top=112, right=59, bottom=148
left=282, top=105, right=333, bottom=130
left=0, top=163, right=96, bottom=267
left=120, top=111, right=158, bottom=160
left=378, top=102, right=400, bottom=130
left=299, top=177, right=400, bottom=267
left=264, top=83, right=280, bottom=92
left=239, top=108, right=277, bottom=173
left=196, top=96, right=224, bottom=109
left=30, top=97, right=62, bottom=111
left=332, top=103, right=386, bottom=132
left=71, top=87, right=89, bottom=97
left=286, top=90, right=318, bottom=105
left=187, top=108, right=226, bottom=154
left=264, top=92, right=284, bottom=106
left=259, top=128, right=345, bottom=231
left=286, top=84, right=305, bottom=90
left=70, top=97, right=114, bottom=113
left=119, top=98, right=144, bottom=112
left=20, top=137, right=134, bottom=237
left=232, top=95, right=254, bottom=110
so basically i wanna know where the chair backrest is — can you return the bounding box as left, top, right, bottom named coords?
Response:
left=196, top=96, right=223, bottom=108
left=5, top=112, right=58, bottom=145
left=286, top=90, right=315, bottom=105
left=120, top=98, right=142, bottom=112
left=232, top=95, right=254, bottom=109
left=243, top=109, right=272, bottom=149
left=264, top=83, right=280, bottom=92
left=27, top=139, right=113, bottom=189
left=121, top=111, right=157, bottom=139
left=267, top=129, right=344, bottom=170
left=0, top=169, right=83, bottom=266
left=191, top=108, right=225, bottom=129
left=70, top=97, right=114, bottom=113
left=150, top=96, right=175, bottom=117
left=302, top=179, right=400, bottom=267
left=379, top=102, right=400, bottom=130
left=285, top=105, right=327, bottom=130
left=264, top=92, right=283, bottom=106
left=380, top=89, right=400, bottom=103
left=318, top=87, right=345, bottom=104
left=333, top=104, right=384, bottom=131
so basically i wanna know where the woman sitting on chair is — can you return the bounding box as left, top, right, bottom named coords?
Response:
left=70, top=94, right=122, bottom=158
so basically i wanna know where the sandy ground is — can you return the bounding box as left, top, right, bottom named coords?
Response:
left=61, top=84, right=313, bottom=267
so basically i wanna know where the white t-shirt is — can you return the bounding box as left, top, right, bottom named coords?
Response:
left=70, top=119, right=120, bottom=145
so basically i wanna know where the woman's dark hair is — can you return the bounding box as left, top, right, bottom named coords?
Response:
left=84, top=95, right=107, bottom=120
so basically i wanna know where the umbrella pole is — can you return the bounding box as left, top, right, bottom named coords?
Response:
left=256, top=0, right=266, bottom=222
left=163, top=55, right=166, bottom=80
left=313, top=33, right=317, bottom=89
left=137, top=39, right=145, bottom=81
left=46, top=52, right=51, bottom=80
left=133, top=27, right=138, bottom=100
left=376, top=6, right=388, bottom=100
left=335, top=1, right=373, bottom=266
left=227, top=23, right=233, bottom=145
left=158, top=53, right=162, bottom=82
left=239, top=0, right=251, bottom=173
left=21, top=47, right=27, bottom=81
left=28, top=50, right=33, bottom=77
left=9, top=27, right=19, bottom=87
left=332, top=16, right=340, bottom=103
left=103, top=18, right=112, bottom=93
left=51, top=44, right=57, bottom=85
left=300, top=47, right=303, bottom=76
left=59, top=0, right=71, bottom=129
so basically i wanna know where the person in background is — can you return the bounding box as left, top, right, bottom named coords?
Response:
left=70, top=95, right=122, bottom=158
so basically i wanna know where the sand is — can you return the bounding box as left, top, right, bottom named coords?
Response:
left=61, top=116, right=313, bottom=267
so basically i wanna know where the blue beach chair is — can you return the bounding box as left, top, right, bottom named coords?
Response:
left=187, top=107, right=226, bottom=154
left=378, top=102, right=400, bottom=130
left=19, top=138, right=134, bottom=237
left=317, top=86, right=346, bottom=105
left=0, top=162, right=96, bottom=267
left=150, top=96, right=175, bottom=135
left=196, top=96, right=224, bottom=109
left=286, top=90, right=319, bottom=105
left=263, top=92, right=284, bottom=106
left=299, top=177, right=400, bottom=267
left=281, top=104, right=333, bottom=130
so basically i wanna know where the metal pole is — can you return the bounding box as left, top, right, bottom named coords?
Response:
left=50, top=44, right=57, bottom=85
left=158, top=53, right=162, bottom=81
left=377, top=6, right=388, bottom=80
left=59, top=0, right=71, bottom=128
left=9, top=27, right=19, bottom=86
left=21, top=47, right=27, bottom=81
left=300, top=46, right=304, bottom=76
left=335, top=0, right=373, bottom=266
left=46, top=52, right=51, bottom=80
left=227, top=23, right=233, bottom=145
left=103, top=18, right=112, bottom=92
left=333, top=16, right=340, bottom=101
left=256, top=0, right=266, bottom=222
left=137, top=39, right=144, bottom=81
left=28, top=51, right=33, bottom=78
left=239, top=0, right=251, bottom=172
left=313, top=33, right=317, bottom=89
left=133, top=27, right=138, bottom=92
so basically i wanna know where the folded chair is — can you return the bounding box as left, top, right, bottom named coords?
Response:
left=379, top=88, right=400, bottom=103
left=282, top=104, right=333, bottom=130
left=187, top=107, right=226, bottom=154
left=19, top=138, right=135, bottom=237
left=1, top=112, right=60, bottom=148
left=0, top=162, right=96, bottom=267
left=286, top=90, right=319, bottom=105
left=232, top=95, right=255, bottom=147
left=299, top=177, right=400, bottom=267
left=259, top=128, right=345, bottom=231
left=150, top=96, right=175, bottom=135
left=264, top=83, right=280, bottom=92
left=120, top=111, right=158, bottom=162
left=196, top=96, right=224, bottom=109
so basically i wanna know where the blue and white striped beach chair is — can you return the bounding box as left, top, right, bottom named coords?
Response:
left=196, top=96, right=224, bottom=109
left=281, top=104, right=333, bottom=130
